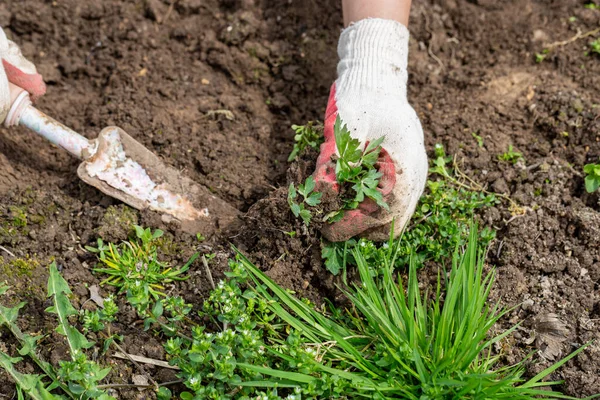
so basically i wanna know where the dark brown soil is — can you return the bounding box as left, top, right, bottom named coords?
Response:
left=0, top=0, right=599, bottom=397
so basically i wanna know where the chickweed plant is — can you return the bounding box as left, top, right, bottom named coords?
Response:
left=87, top=225, right=196, bottom=300
left=0, top=263, right=116, bottom=400
left=287, top=121, right=323, bottom=162
left=584, top=162, right=600, bottom=193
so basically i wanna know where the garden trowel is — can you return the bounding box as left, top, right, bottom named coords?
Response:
left=5, top=88, right=239, bottom=236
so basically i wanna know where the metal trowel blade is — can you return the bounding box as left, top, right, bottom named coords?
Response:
left=76, top=126, right=240, bottom=236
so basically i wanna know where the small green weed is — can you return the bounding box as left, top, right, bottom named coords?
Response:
left=536, top=48, right=549, bottom=63
left=584, top=162, right=600, bottom=192
left=498, top=144, right=524, bottom=164
left=287, top=121, right=323, bottom=161
left=585, top=2, right=599, bottom=9
left=288, top=176, right=322, bottom=225
left=87, top=225, right=196, bottom=300
left=471, top=131, right=484, bottom=147
left=589, top=39, right=600, bottom=55
left=8, top=206, right=27, bottom=227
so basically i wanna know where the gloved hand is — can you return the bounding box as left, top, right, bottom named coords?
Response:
left=0, top=28, right=46, bottom=125
left=315, top=18, right=428, bottom=242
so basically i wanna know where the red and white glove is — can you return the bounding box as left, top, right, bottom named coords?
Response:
left=315, top=19, right=428, bottom=242
left=0, top=28, right=46, bottom=124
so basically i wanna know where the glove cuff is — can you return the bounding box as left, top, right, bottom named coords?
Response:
left=336, top=18, right=409, bottom=100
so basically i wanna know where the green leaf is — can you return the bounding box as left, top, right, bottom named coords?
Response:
left=364, top=187, right=389, bottom=211
left=303, top=176, right=316, bottom=195
left=0, top=353, right=59, bottom=400
left=47, top=263, right=94, bottom=354
left=585, top=175, right=600, bottom=193
left=290, top=203, right=301, bottom=218
left=0, top=301, right=25, bottom=326
left=322, top=244, right=341, bottom=275
left=134, top=225, right=146, bottom=239
left=152, top=301, right=164, bottom=318
left=299, top=209, right=312, bottom=225
left=18, top=333, right=42, bottom=356
left=305, top=192, right=322, bottom=207
left=180, top=392, right=194, bottom=400
left=157, top=387, right=172, bottom=400
left=288, top=183, right=297, bottom=201
left=364, top=136, right=385, bottom=155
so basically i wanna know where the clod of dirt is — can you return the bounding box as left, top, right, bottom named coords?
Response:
left=97, top=205, right=139, bottom=243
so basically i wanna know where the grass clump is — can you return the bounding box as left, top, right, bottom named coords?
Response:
left=87, top=225, right=196, bottom=301
left=233, top=226, right=589, bottom=399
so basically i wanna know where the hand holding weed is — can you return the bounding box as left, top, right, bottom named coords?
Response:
left=314, top=19, right=428, bottom=242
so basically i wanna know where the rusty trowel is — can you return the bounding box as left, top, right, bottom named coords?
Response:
left=5, top=87, right=239, bottom=236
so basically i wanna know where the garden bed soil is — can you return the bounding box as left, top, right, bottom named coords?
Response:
left=1, top=0, right=599, bottom=397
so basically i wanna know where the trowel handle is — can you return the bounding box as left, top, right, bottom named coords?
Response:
left=5, top=91, right=97, bottom=160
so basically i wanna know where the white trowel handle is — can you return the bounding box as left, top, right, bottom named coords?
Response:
left=5, top=90, right=98, bottom=160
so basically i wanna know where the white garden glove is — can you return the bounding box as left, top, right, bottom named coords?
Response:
left=314, top=18, right=428, bottom=242
left=0, top=28, right=46, bottom=124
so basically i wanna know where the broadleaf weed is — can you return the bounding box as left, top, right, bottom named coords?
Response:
left=498, top=144, right=524, bottom=164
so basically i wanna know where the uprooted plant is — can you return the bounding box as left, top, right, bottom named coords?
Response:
left=324, top=116, right=389, bottom=223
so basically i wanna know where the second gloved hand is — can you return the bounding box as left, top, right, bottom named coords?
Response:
left=0, top=27, right=46, bottom=125
left=314, top=18, right=428, bottom=242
